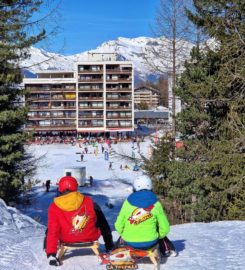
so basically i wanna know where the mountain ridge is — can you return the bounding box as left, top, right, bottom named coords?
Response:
left=21, top=36, right=194, bottom=83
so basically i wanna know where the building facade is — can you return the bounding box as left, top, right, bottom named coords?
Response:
left=23, top=55, right=134, bottom=133
left=134, top=86, right=160, bottom=109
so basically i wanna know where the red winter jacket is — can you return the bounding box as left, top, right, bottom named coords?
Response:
left=46, top=191, right=101, bottom=255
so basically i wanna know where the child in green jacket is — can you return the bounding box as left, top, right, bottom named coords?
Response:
left=115, top=175, right=177, bottom=256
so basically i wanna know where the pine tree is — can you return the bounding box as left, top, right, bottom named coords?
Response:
left=0, top=1, right=45, bottom=203
left=145, top=1, right=245, bottom=222
left=177, top=1, right=245, bottom=221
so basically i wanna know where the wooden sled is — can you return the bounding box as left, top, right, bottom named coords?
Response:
left=57, top=241, right=100, bottom=262
left=100, top=244, right=160, bottom=270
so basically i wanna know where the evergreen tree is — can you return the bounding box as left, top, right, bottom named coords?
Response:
left=0, top=1, right=45, bottom=203
left=145, top=0, right=245, bottom=222
left=178, top=0, right=245, bottom=220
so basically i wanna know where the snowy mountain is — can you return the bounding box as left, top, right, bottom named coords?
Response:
left=21, top=37, right=194, bottom=83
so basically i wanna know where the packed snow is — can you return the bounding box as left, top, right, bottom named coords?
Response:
left=0, top=141, right=244, bottom=270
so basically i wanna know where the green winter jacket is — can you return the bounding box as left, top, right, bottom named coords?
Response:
left=115, top=190, right=170, bottom=243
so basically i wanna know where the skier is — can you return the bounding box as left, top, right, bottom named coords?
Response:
left=45, top=176, right=114, bottom=266
left=115, top=175, right=177, bottom=257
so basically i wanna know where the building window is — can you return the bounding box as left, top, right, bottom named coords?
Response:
left=52, top=111, right=63, bottom=117
left=120, top=120, right=131, bottom=127
left=120, top=112, right=132, bottom=117
left=92, top=102, right=103, bottom=108
left=92, top=120, right=103, bottom=126
left=107, top=93, right=119, bottom=99
left=39, top=120, right=51, bottom=126
left=107, top=120, right=119, bottom=127
left=108, top=103, right=119, bottom=108
left=79, top=102, right=89, bottom=108
left=52, top=120, right=64, bottom=126
left=107, top=112, right=119, bottom=117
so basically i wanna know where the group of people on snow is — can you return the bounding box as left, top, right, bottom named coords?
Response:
left=44, top=175, right=177, bottom=266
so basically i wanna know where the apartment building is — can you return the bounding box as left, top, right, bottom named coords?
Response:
left=24, top=71, right=77, bottom=132
left=23, top=54, right=134, bottom=133
left=134, top=85, right=160, bottom=109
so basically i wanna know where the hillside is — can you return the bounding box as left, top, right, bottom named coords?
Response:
left=0, top=143, right=242, bottom=270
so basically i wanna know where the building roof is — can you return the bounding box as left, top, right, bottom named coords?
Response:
left=35, top=70, right=74, bottom=74
left=134, top=110, right=169, bottom=119
left=134, top=85, right=160, bottom=94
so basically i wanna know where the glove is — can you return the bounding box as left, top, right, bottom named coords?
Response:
left=47, top=253, right=62, bottom=266
left=105, top=241, right=114, bottom=253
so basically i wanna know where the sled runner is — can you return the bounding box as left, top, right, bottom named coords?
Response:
left=99, top=244, right=160, bottom=270
left=57, top=241, right=100, bottom=262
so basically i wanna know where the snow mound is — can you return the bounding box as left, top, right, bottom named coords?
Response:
left=0, top=199, right=43, bottom=230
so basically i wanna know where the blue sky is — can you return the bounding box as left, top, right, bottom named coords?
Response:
left=38, top=0, right=160, bottom=55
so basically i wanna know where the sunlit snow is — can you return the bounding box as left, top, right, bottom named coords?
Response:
left=0, top=141, right=244, bottom=270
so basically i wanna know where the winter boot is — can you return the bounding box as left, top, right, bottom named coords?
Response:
left=159, top=237, right=178, bottom=257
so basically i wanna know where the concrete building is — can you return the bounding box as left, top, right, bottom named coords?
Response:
left=134, top=110, right=169, bottom=129
left=23, top=54, right=134, bottom=134
left=134, top=85, right=160, bottom=109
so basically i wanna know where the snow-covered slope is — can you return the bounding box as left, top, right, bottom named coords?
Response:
left=21, top=37, right=194, bottom=83
left=1, top=195, right=245, bottom=269
left=0, top=199, right=45, bottom=270
left=1, top=143, right=244, bottom=269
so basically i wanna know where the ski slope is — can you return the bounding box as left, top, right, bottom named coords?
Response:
left=0, top=142, right=244, bottom=270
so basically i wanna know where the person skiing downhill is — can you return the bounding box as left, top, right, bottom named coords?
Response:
left=45, top=176, right=114, bottom=266
left=115, top=175, right=177, bottom=256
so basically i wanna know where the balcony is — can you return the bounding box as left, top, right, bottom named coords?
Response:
left=51, top=88, right=76, bottom=92
left=29, top=105, right=50, bottom=110
left=26, top=87, right=76, bottom=92
left=78, top=76, right=103, bottom=83
left=106, top=78, right=132, bottom=83
left=106, top=125, right=133, bottom=129
left=26, top=87, right=51, bottom=92
left=106, top=106, right=132, bottom=110
left=51, top=94, right=76, bottom=100
left=78, top=124, right=104, bottom=128
left=27, top=96, right=50, bottom=101
left=78, top=70, right=103, bottom=74
left=28, top=115, right=50, bottom=119
left=52, top=114, right=76, bottom=118
left=78, top=88, right=104, bottom=92
left=106, top=88, right=132, bottom=92
left=106, top=115, right=132, bottom=119
left=78, top=66, right=103, bottom=74
left=106, top=96, right=131, bottom=101
left=78, top=115, right=103, bottom=119
left=25, top=124, right=76, bottom=131
left=79, top=106, right=104, bottom=110
left=28, top=114, right=76, bottom=119
left=51, top=106, right=76, bottom=110
left=78, top=97, right=103, bottom=101
left=106, top=121, right=133, bottom=128
left=106, top=69, right=132, bottom=74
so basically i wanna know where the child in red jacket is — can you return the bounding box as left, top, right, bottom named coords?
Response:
left=45, top=176, right=113, bottom=266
